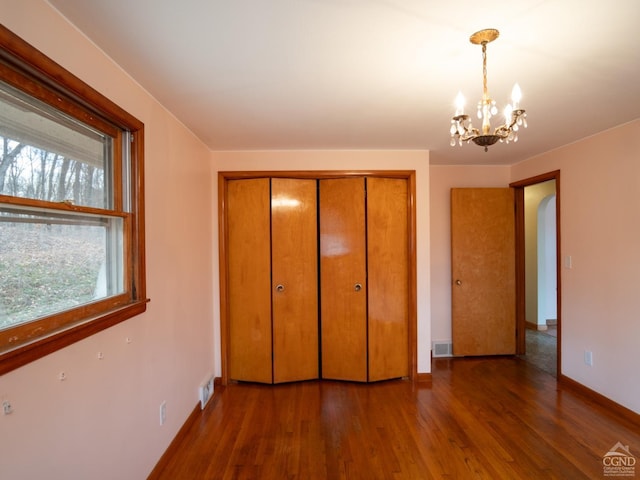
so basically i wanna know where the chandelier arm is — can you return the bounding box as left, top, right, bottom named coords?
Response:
left=492, top=128, right=511, bottom=139
left=451, top=114, right=481, bottom=142
left=459, top=126, right=480, bottom=142
left=501, top=109, right=526, bottom=131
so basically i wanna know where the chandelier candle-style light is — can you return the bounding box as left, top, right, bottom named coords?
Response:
left=450, top=28, right=527, bottom=152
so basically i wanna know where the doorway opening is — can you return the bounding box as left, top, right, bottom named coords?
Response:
left=511, top=171, right=561, bottom=377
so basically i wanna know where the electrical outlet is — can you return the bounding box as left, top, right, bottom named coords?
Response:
left=159, top=401, right=167, bottom=425
left=3, top=400, right=13, bottom=415
left=584, top=350, right=593, bottom=366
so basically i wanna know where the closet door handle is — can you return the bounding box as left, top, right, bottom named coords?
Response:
left=276, top=284, right=285, bottom=292
left=354, top=283, right=362, bottom=292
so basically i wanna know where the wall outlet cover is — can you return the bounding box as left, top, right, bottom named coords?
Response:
left=584, top=350, right=593, bottom=366
left=159, top=401, right=167, bottom=426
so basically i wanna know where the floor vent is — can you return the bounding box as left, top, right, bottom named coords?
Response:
left=432, top=341, right=453, bottom=358
left=199, top=376, right=214, bottom=410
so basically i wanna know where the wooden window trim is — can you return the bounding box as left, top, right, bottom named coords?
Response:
left=0, top=26, right=147, bottom=375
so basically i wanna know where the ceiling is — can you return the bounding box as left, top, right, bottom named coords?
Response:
left=48, top=0, right=640, bottom=165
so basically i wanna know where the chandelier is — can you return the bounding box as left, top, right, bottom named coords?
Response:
left=450, top=29, right=527, bottom=152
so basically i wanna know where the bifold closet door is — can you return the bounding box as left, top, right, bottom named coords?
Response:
left=319, top=177, right=368, bottom=381
left=367, top=177, right=409, bottom=381
left=227, top=178, right=272, bottom=383
left=228, top=175, right=408, bottom=384
left=271, top=178, right=319, bottom=383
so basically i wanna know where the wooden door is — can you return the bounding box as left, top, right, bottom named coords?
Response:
left=451, top=188, right=516, bottom=356
left=271, top=178, right=319, bottom=383
left=367, top=177, right=409, bottom=381
left=319, top=177, right=368, bottom=381
left=227, top=178, right=272, bottom=382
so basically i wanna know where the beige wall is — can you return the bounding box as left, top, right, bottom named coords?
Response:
left=1, top=2, right=216, bottom=479
left=511, top=120, right=640, bottom=414
left=212, top=150, right=431, bottom=375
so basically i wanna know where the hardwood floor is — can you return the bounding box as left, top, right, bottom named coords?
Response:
left=150, top=357, right=640, bottom=479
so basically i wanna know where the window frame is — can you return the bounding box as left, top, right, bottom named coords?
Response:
left=0, top=25, right=147, bottom=375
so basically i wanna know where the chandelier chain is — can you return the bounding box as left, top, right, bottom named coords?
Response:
left=482, top=42, right=488, bottom=100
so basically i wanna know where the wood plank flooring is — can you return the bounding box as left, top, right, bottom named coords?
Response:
left=150, top=357, right=640, bottom=479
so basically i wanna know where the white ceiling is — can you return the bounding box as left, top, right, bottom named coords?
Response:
left=48, top=0, right=640, bottom=165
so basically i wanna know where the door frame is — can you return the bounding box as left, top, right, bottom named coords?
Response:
left=510, top=170, right=561, bottom=376
left=218, top=170, right=417, bottom=385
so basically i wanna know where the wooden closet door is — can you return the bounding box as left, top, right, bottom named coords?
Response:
left=367, top=177, right=409, bottom=381
left=227, top=178, right=272, bottom=383
left=271, top=178, right=319, bottom=383
left=319, top=177, right=368, bottom=381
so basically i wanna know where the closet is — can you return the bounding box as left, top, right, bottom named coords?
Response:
left=224, top=174, right=409, bottom=384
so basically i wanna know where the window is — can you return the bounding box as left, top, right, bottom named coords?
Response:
left=0, top=26, right=146, bottom=374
